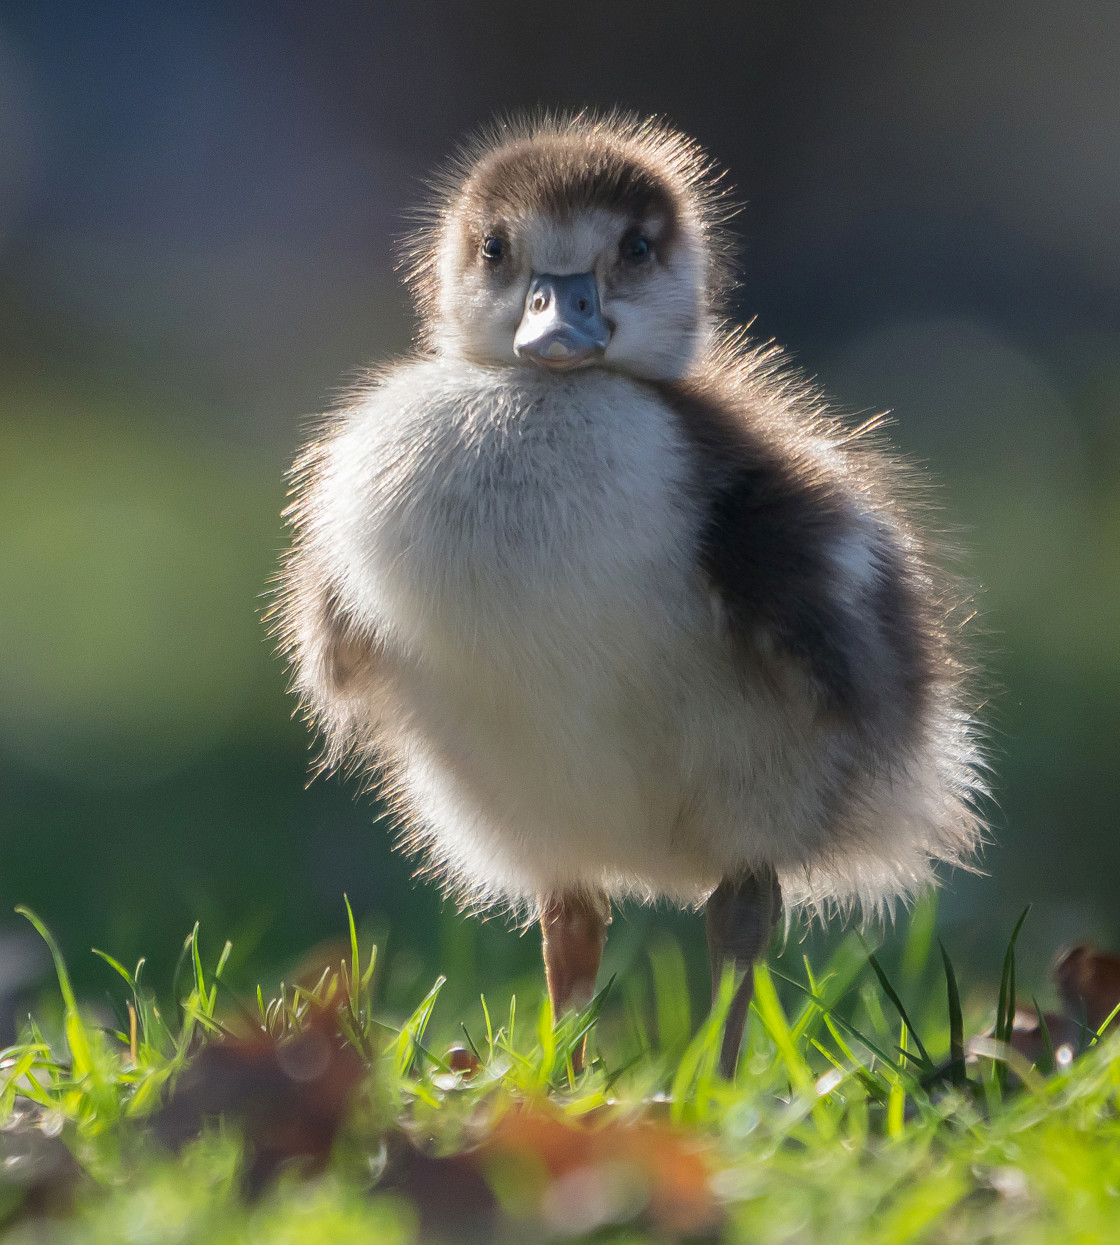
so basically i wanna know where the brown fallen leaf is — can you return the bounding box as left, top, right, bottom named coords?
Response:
left=153, top=1009, right=364, bottom=1197
left=996, top=943, right=1120, bottom=1074
left=478, top=1107, right=723, bottom=1239
left=1054, top=944, right=1120, bottom=1033
left=380, top=1135, right=498, bottom=1245
left=0, top=1107, right=85, bottom=1222
left=1006, top=1006, right=1082, bottom=1067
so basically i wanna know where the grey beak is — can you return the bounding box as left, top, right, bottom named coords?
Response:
left=513, top=272, right=610, bottom=371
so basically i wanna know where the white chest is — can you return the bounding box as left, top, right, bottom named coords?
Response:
left=317, top=361, right=703, bottom=671
left=312, top=360, right=728, bottom=898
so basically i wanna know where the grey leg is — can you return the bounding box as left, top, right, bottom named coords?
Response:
left=706, top=866, right=782, bottom=1079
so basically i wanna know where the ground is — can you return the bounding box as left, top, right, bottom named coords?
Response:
left=1, top=903, right=1119, bottom=1244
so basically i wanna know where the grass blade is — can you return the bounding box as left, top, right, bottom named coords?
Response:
left=91, top=949, right=135, bottom=989
left=1091, top=996, right=1120, bottom=1044
left=344, top=894, right=361, bottom=1005
left=670, top=969, right=736, bottom=1123
left=887, top=1022, right=907, bottom=1139
left=900, top=893, right=938, bottom=986
left=994, top=906, right=1031, bottom=1093
left=860, top=940, right=933, bottom=1071
left=770, top=967, right=899, bottom=1081
left=394, top=975, right=446, bottom=1079
left=752, top=964, right=814, bottom=1097
left=939, top=939, right=966, bottom=1089
left=17, top=907, right=94, bottom=1080
left=649, top=938, right=691, bottom=1054
left=1033, top=997, right=1056, bottom=1075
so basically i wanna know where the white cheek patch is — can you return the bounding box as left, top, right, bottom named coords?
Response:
left=603, top=264, right=705, bottom=380
left=436, top=228, right=528, bottom=365
left=599, top=217, right=708, bottom=380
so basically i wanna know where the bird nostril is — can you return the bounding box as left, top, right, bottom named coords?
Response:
left=577, top=298, right=588, bottom=313
left=531, top=294, right=547, bottom=313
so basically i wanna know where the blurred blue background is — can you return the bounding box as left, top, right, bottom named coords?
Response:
left=1, top=1, right=1118, bottom=1021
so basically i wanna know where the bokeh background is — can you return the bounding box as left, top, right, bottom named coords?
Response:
left=1, top=1, right=1118, bottom=1026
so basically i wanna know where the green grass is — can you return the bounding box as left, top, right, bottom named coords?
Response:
left=2, top=901, right=1119, bottom=1244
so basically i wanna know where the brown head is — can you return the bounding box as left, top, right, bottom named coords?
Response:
left=403, top=112, right=735, bottom=382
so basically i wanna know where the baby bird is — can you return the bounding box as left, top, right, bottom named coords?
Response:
left=278, top=112, right=986, bottom=1077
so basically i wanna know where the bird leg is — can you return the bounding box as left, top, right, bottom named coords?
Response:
left=706, top=866, right=782, bottom=1079
left=539, top=889, right=611, bottom=1071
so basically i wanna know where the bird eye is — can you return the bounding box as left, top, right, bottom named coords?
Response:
left=620, top=234, right=652, bottom=263
left=481, top=236, right=505, bottom=262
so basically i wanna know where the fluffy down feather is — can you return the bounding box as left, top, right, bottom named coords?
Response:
left=274, top=112, right=988, bottom=921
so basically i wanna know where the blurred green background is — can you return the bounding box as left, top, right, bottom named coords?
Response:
left=1, top=1, right=1118, bottom=1025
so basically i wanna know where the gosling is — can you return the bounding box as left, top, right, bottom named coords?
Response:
left=277, top=112, right=986, bottom=1077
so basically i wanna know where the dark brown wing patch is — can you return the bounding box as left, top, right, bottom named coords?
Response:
left=656, top=363, right=940, bottom=752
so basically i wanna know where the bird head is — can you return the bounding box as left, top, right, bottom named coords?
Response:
left=404, top=113, right=735, bottom=382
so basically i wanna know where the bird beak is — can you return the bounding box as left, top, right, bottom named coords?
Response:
left=513, top=272, right=611, bottom=371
